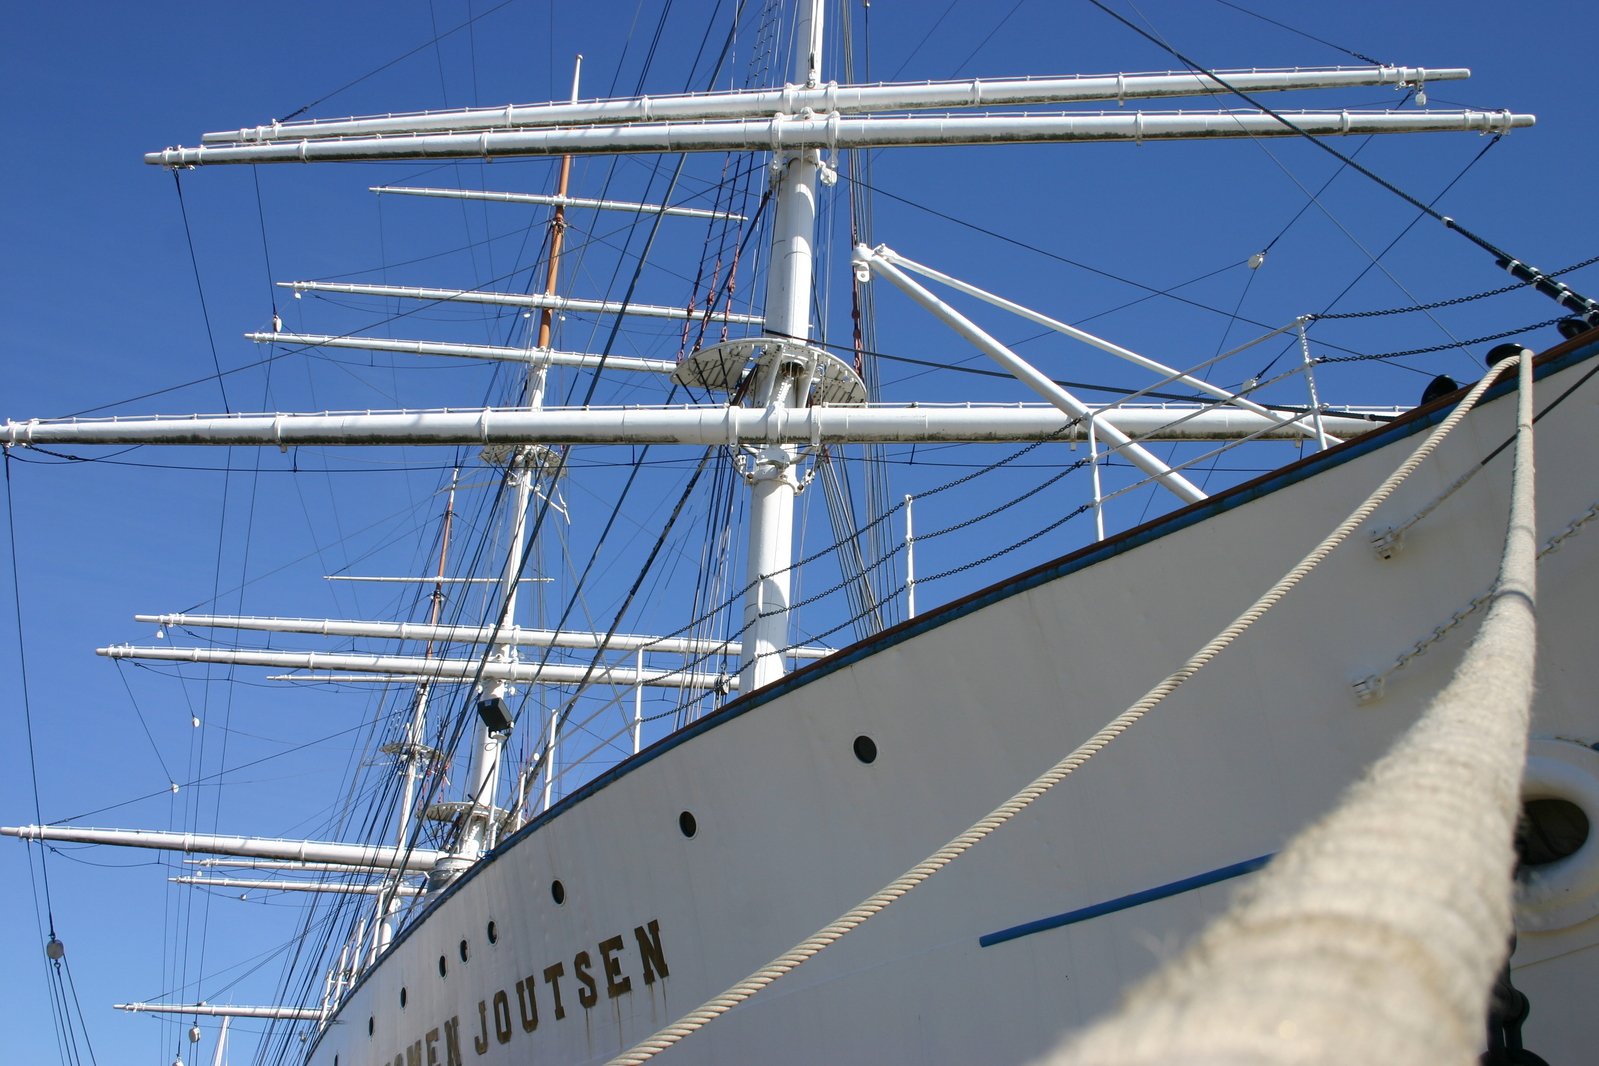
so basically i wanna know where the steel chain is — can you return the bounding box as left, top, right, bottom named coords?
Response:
left=1358, top=499, right=1598, bottom=698
left=1312, top=253, right=1599, bottom=320
left=1318, top=318, right=1568, bottom=363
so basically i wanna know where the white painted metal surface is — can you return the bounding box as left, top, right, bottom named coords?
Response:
left=372, top=185, right=747, bottom=220
left=202, top=67, right=1466, bottom=144
left=277, top=280, right=765, bottom=324
left=286, top=351, right=1599, bottom=1065
left=97, top=644, right=739, bottom=691
left=245, top=332, right=678, bottom=375
left=131, top=612, right=832, bottom=659
left=0, top=403, right=1395, bottom=447
left=861, top=245, right=1206, bottom=504
left=737, top=0, right=824, bottom=694
left=149, top=109, right=1533, bottom=167
left=0, top=825, right=442, bottom=872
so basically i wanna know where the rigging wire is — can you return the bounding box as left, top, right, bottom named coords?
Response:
left=5, top=452, right=101, bottom=1065
left=1209, top=0, right=1382, bottom=65
left=257, top=4, right=767, bottom=1042
left=172, top=172, right=233, bottom=414
left=275, top=0, right=518, bottom=122
left=1086, top=0, right=1599, bottom=319
left=841, top=173, right=1377, bottom=358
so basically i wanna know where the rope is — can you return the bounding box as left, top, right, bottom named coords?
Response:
left=604, top=348, right=1522, bottom=1066
left=1046, top=353, right=1536, bottom=1064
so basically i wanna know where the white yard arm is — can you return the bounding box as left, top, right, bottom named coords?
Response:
left=276, top=281, right=764, bottom=325
left=3, top=403, right=1393, bottom=448
left=116, top=1003, right=323, bottom=1020
left=0, top=825, right=442, bottom=872
left=98, top=644, right=737, bottom=691
left=246, top=332, right=678, bottom=375
left=150, top=110, right=1530, bottom=167
left=202, top=67, right=1464, bottom=143
left=371, top=186, right=747, bottom=221
left=133, top=612, right=831, bottom=660
left=172, top=875, right=424, bottom=897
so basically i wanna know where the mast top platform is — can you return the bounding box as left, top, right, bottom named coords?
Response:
left=674, top=337, right=867, bottom=406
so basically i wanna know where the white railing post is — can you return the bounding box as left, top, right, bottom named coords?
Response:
left=634, top=650, right=644, bottom=754
left=1087, top=415, right=1106, bottom=540
left=1297, top=319, right=1330, bottom=451
left=904, top=494, right=917, bottom=618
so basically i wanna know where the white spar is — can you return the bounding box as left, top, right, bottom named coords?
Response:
left=98, top=644, right=738, bottom=690
left=116, top=1003, right=324, bottom=1020
left=278, top=281, right=765, bottom=324
left=133, top=612, right=832, bottom=659
left=150, top=109, right=1531, bottom=166
left=0, top=825, right=442, bottom=872
left=200, top=67, right=1467, bottom=143
left=372, top=186, right=748, bottom=221
left=247, top=332, right=679, bottom=375
left=3, top=403, right=1395, bottom=448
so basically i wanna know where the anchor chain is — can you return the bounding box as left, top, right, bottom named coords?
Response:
left=1481, top=938, right=1549, bottom=1066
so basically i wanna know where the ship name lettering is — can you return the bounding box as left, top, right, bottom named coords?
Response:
left=515, top=975, right=538, bottom=1031
left=543, top=960, right=567, bottom=1020
left=574, top=950, right=598, bottom=1009
left=385, top=919, right=666, bottom=1064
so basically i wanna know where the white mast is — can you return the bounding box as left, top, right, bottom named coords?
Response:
left=737, top=0, right=826, bottom=693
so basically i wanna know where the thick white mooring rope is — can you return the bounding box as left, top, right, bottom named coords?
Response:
left=1045, top=352, right=1536, bottom=1065
left=605, top=357, right=1528, bottom=1065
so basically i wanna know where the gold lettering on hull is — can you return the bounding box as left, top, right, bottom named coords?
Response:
left=385, top=920, right=667, bottom=1064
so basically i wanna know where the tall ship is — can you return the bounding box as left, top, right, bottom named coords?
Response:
left=4, top=2, right=1596, bottom=1063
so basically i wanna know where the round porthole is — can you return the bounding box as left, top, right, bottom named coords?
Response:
left=551, top=879, right=566, bottom=905
left=679, top=810, right=698, bottom=838
left=486, top=920, right=498, bottom=944
left=853, top=735, right=878, bottom=764
left=438, top=954, right=448, bottom=978
left=368, top=1017, right=374, bottom=1037
left=1515, top=738, right=1599, bottom=931
left=1517, top=798, right=1590, bottom=870
left=400, top=987, right=408, bottom=1009
left=459, top=939, right=470, bottom=963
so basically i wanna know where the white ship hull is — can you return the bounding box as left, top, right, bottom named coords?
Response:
left=308, top=339, right=1599, bottom=1065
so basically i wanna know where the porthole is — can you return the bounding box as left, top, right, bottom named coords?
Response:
left=438, top=954, right=448, bottom=978
left=400, top=987, right=408, bottom=1009
left=486, top=920, right=498, bottom=944
left=679, top=810, right=698, bottom=838
left=367, top=1016, right=374, bottom=1037
left=1515, top=738, right=1599, bottom=932
left=1517, top=798, right=1591, bottom=871
left=853, top=735, right=878, bottom=764
left=551, top=879, right=566, bottom=905
left=459, top=938, right=470, bottom=963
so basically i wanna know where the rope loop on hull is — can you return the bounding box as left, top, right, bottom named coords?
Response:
left=607, top=354, right=1535, bottom=1063
left=1047, top=352, right=1537, bottom=1064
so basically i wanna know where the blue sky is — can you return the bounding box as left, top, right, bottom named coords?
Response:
left=4, top=1, right=1595, bottom=1062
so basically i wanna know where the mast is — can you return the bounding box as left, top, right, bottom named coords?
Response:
left=376, top=471, right=457, bottom=952
left=738, top=0, right=826, bottom=693
left=455, top=56, right=584, bottom=862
